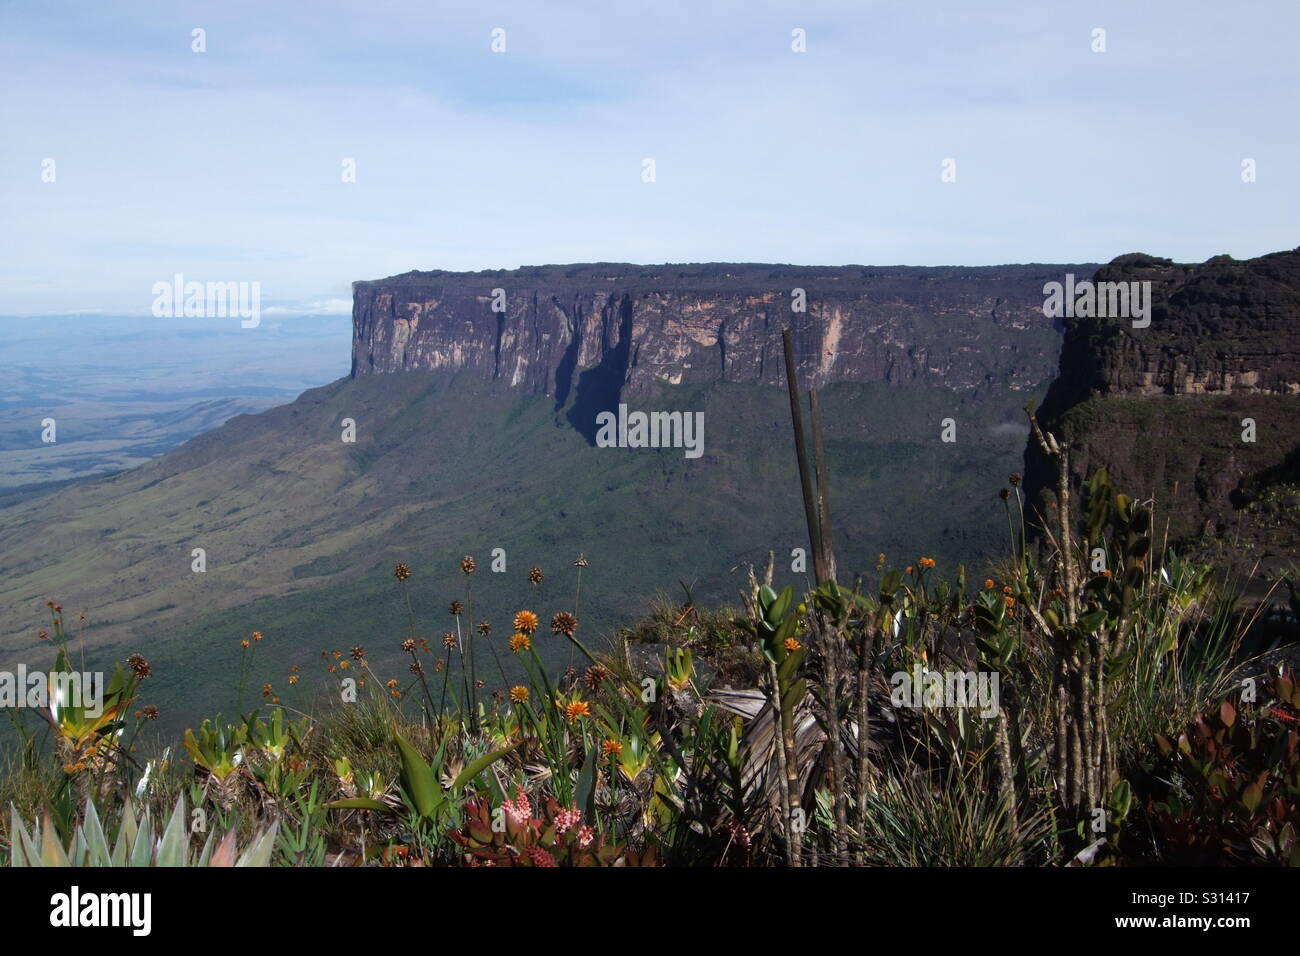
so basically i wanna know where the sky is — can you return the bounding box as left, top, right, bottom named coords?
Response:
left=1, top=0, right=1297, bottom=315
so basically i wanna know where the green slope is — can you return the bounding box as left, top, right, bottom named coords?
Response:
left=1, top=370, right=1043, bottom=738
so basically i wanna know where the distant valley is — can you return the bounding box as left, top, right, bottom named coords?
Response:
left=0, top=312, right=351, bottom=490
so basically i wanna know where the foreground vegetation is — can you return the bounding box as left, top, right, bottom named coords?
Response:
left=4, top=360, right=1298, bottom=867
left=3, top=455, right=1297, bottom=866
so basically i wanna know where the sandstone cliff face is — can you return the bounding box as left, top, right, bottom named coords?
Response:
left=351, top=263, right=1079, bottom=398
left=1038, top=251, right=1300, bottom=405
left=1025, top=248, right=1300, bottom=549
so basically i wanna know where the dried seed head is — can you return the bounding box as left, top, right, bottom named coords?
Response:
left=126, top=653, right=152, bottom=679
left=551, top=612, right=578, bottom=637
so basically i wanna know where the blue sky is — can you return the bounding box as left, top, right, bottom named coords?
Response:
left=1, top=0, right=1297, bottom=315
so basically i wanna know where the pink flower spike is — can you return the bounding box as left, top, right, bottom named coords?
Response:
left=554, top=806, right=581, bottom=835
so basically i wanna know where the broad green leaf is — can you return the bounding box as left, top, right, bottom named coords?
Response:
left=80, top=800, right=110, bottom=866
left=129, top=816, right=153, bottom=867
left=1078, top=610, right=1107, bottom=634
left=40, top=814, right=70, bottom=867
left=395, top=730, right=442, bottom=820
left=9, top=806, right=34, bottom=867
left=236, top=822, right=279, bottom=867
left=155, top=795, right=188, bottom=867
left=196, top=830, right=217, bottom=867
left=325, top=797, right=391, bottom=812
left=768, top=586, right=794, bottom=624
left=451, top=740, right=523, bottom=795
left=575, top=742, right=598, bottom=819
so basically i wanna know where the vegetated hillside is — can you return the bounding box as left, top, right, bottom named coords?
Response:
left=1024, top=249, right=1300, bottom=580
left=0, top=367, right=1040, bottom=736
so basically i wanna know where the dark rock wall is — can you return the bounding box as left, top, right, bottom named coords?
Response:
left=1024, top=248, right=1300, bottom=545
left=351, top=262, right=1081, bottom=398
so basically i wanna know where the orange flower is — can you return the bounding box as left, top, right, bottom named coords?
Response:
left=1004, top=595, right=1015, bottom=607
left=602, top=738, right=623, bottom=758
left=919, top=557, right=936, bottom=569
left=252, top=631, right=263, bottom=641
left=984, top=579, right=994, bottom=589
left=509, top=632, right=532, bottom=653
left=386, top=679, right=398, bottom=688
left=288, top=675, right=299, bottom=685
left=510, top=685, right=529, bottom=703
left=564, top=699, right=590, bottom=722
left=1002, top=586, right=1013, bottom=595
left=906, top=565, right=914, bottom=575
left=240, top=640, right=250, bottom=648
left=784, top=637, right=801, bottom=651
left=513, top=610, right=539, bottom=634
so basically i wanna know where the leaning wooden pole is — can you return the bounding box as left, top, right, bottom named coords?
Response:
left=782, top=329, right=828, bottom=585
left=808, top=388, right=837, bottom=584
